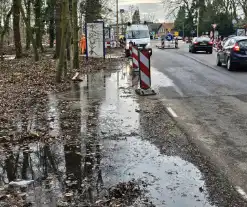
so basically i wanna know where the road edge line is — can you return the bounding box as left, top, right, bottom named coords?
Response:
left=167, top=107, right=178, bottom=118
left=162, top=102, right=247, bottom=203
left=236, top=186, right=247, bottom=201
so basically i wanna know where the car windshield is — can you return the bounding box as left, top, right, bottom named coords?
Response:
left=196, top=37, right=210, bottom=42
left=127, top=30, right=150, bottom=39
left=238, top=40, right=247, bottom=48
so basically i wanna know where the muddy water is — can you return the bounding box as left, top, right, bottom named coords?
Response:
left=0, top=63, right=217, bottom=206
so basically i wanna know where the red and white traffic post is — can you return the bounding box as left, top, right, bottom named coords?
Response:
left=105, top=41, right=111, bottom=48
left=132, top=45, right=139, bottom=72
left=135, top=48, right=156, bottom=96
left=129, top=41, right=133, bottom=58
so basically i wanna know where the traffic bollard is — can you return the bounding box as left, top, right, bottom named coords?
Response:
left=132, top=45, right=139, bottom=72
left=135, top=48, right=156, bottom=96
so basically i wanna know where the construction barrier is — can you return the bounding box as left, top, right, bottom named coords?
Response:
left=139, top=49, right=151, bottom=89
left=132, top=45, right=139, bottom=71
left=156, top=38, right=179, bottom=50
left=135, top=48, right=156, bottom=96
left=105, top=41, right=111, bottom=48
left=129, top=42, right=133, bottom=57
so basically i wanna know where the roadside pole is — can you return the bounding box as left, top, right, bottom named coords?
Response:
left=116, top=0, right=119, bottom=43
left=197, top=8, right=200, bottom=37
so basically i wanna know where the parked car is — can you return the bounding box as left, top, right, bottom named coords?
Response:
left=217, top=36, right=247, bottom=71
left=189, top=37, right=213, bottom=53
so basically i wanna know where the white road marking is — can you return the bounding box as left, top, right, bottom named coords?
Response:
left=167, top=107, right=178, bottom=118
left=236, top=186, right=247, bottom=200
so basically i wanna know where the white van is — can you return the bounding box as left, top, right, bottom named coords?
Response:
left=125, top=24, right=152, bottom=57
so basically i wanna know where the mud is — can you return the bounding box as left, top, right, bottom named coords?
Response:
left=0, top=61, right=246, bottom=206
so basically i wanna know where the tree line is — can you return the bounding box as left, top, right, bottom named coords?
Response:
left=0, top=0, right=110, bottom=82
left=163, top=0, right=247, bottom=37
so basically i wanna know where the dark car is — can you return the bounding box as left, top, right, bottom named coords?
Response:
left=189, top=37, right=213, bottom=54
left=216, top=36, right=247, bottom=71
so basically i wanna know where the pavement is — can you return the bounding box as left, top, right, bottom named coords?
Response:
left=150, top=40, right=247, bottom=202
left=1, top=45, right=247, bottom=206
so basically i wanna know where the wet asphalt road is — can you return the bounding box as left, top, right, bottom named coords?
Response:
left=1, top=48, right=247, bottom=206
left=150, top=40, right=247, bottom=203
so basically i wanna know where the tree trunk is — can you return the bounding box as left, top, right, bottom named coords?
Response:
left=55, top=0, right=62, bottom=58
left=72, top=0, right=79, bottom=69
left=13, top=0, right=22, bottom=58
left=48, top=0, right=55, bottom=48
left=34, top=0, right=44, bottom=52
left=20, top=5, right=39, bottom=61
left=0, top=7, right=13, bottom=61
left=25, top=0, right=31, bottom=50
left=56, top=0, right=69, bottom=82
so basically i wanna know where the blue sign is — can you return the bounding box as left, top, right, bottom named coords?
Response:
left=166, top=33, right=173, bottom=41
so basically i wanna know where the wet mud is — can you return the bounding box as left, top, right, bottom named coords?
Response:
left=0, top=61, right=246, bottom=206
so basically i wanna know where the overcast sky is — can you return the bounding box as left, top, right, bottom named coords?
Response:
left=118, top=0, right=172, bottom=23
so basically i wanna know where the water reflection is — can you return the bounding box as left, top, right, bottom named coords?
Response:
left=0, top=66, right=223, bottom=206
left=48, top=93, right=60, bottom=137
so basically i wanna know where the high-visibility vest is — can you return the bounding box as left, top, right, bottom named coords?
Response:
left=80, top=36, right=86, bottom=54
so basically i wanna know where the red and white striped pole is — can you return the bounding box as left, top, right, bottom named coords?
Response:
left=129, top=42, right=133, bottom=57
left=105, top=41, right=111, bottom=48
left=132, top=45, right=139, bottom=71
left=136, top=49, right=156, bottom=96
left=139, top=49, right=151, bottom=89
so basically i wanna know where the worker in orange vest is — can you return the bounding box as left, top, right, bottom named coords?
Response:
left=80, top=35, right=86, bottom=54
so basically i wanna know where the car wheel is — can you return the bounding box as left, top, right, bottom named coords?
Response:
left=209, top=50, right=213, bottom=54
left=227, top=57, right=234, bottom=71
left=192, top=49, right=196, bottom=53
left=216, top=55, right=222, bottom=66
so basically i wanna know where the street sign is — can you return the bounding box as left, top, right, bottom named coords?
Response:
left=174, top=31, right=179, bottom=37
left=166, top=33, right=173, bottom=41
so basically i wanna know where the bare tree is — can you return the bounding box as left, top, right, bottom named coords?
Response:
left=13, top=0, right=22, bottom=58
left=20, top=3, right=39, bottom=61
left=72, top=0, right=79, bottom=69
left=0, top=5, right=12, bottom=60
left=56, top=0, right=69, bottom=82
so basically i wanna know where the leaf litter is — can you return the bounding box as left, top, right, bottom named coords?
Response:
left=0, top=48, right=150, bottom=206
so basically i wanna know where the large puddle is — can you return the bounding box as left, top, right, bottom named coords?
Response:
left=0, top=63, right=217, bottom=206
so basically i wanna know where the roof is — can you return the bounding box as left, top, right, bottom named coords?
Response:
left=158, top=22, right=175, bottom=30
left=148, top=23, right=161, bottom=32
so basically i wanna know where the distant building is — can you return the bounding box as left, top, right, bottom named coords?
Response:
left=157, top=22, right=175, bottom=37
left=148, top=23, right=161, bottom=39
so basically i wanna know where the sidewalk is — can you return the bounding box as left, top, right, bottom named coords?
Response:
left=0, top=54, right=246, bottom=206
